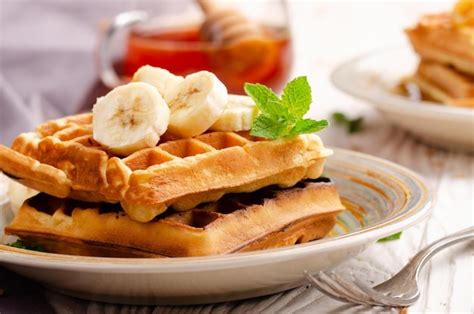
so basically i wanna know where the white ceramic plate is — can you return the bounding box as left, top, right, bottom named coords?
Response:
left=331, top=46, right=474, bottom=152
left=0, top=149, right=432, bottom=305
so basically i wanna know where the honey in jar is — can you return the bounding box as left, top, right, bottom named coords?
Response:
left=123, top=25, right=292, bottom=94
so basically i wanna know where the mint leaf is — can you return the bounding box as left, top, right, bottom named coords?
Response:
left=331, top=112, right=364, bottom=134
left=289, top=119, right=328, bottom=135
left=282, top=76, right=312, bottom=118
left=348, top=117, right=364, bottom=134
left=250, top=115, right=288, bottom=139
left=244, top=83, right=286, bottom=118
left=246, top=76, right=328, bottom=139
left=377, top=232, right=402, bottom=242
left=8, top=239, right=45, bottom=252
left=332, top=112, right=347, bottom=124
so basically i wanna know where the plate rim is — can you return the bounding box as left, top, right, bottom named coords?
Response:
left=330, top=45, right=474, bottom=121
left=0, top=148, right=432, bottom=273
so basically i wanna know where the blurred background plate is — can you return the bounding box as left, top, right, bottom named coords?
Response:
left=0, top=148, right=431, bottom=305
left=331, top=46, right=474, bottom=152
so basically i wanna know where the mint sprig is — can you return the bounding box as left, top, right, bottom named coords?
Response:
left=244, top=77, right=328, bottom=139
left=8, top=239, right=45, bottom=252
left=377, top=232, right=402, bottom=242
left=331, top=112, right=364, bottom=134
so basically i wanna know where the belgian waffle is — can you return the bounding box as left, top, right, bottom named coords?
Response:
left=0, top=114, right=332, bottom=222
left=5, top=178, right=343, bottom=257
left=412, top=61, right=474, bottom=107
left=405, top=13, right=474, bottom=76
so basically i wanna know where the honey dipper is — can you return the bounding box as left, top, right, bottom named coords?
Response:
left=196, top=0, right=267, bottom=44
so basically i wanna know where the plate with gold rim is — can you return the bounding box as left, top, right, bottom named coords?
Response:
left=0, top=148, right=432, bottom=305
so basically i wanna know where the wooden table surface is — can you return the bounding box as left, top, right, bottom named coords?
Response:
left=1, top=1, right=473, bottom=313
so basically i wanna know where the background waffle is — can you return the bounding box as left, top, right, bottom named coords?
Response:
left=412, top=61, right=474, bottom=107
left=0, top=114, right=332, bottom=222
left=5, top=178, right=344, bottom=258
left=405, top=12, right=474, bottom=76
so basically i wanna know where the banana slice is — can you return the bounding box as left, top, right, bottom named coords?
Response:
left=132, top=65, right=184, bottom=96
left=165, top=71, right=228, bottom=138
left=210, top=94, right=258, bottom=132
left=92, top=82, right=170, bottom=156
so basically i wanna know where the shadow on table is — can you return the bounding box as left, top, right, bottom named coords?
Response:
left=0, top=266, right=54, bottom=313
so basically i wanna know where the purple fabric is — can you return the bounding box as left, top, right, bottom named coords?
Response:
left=0, top=0, right=171, bottom=310
left=0, top=0, right=172, bottom=145
left=0, top=266, right=54, bottom=313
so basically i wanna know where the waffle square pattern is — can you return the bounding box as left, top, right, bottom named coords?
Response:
left=5, top=179, right=342, bottom=257
left=0, top=114, right=332, bottom=222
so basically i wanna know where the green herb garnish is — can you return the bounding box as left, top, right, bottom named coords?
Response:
left=8, top=239, right=45, bottom=252
left=377, top=232, right=402, bottom=242
left=245, top=77, right=328, bottom=139
left=331, top=112, right=364, bottom=134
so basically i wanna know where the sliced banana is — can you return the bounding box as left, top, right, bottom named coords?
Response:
left=210, top=94, right=258, bottom=132
left=165, top=71, right=228, bottom=138
left=132, top=65, right=184, bottom=97
left=92, top=82, right=170, bottom=156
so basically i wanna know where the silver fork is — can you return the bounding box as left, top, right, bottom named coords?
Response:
left=305, top=226, right=474, bottom=307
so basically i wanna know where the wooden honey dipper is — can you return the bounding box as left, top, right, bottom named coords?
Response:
left=197, top=0, right=268, bottom=45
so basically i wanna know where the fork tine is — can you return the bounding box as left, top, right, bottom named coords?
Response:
left=353, top=279, right=403, bottom=307
left=305, top=271, right=356, bottom=304
left=306, top=271, right=415, bottom=308
left=326, top=272, right=384, bottom=307
left=318, top=272, right=379, bottom=306
left=310, top=271, right=373, bottom=306
left=304, top=271, right=346, bottom=302
left=353, top=278, right=419, bottom=307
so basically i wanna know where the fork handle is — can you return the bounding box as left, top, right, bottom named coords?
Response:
left=409, top=226, right=474, bottom=277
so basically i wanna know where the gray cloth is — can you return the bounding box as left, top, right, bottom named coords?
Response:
left=0, top=266, right=55, bottom=313
left=0, top=2, right=180, bottom=312
left=0, top=49, right=96, bottom=145
left=0, top=0, right=178, bottom=145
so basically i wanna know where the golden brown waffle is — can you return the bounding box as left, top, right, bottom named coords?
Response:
left=0, top=114, right=332, bottom=222
left=411, top=61, right=474, bottom=107
left=5, top=179, right=343, bottom=257
left=405, top=13, right=474, bottom=76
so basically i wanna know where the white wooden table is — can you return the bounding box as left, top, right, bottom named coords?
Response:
left=1, top=1, right=473, bottom=313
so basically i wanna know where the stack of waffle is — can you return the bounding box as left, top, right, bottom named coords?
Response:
left=405, top=3, right=474, bottom=107
left=0, top=113, right=343, bottom=257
